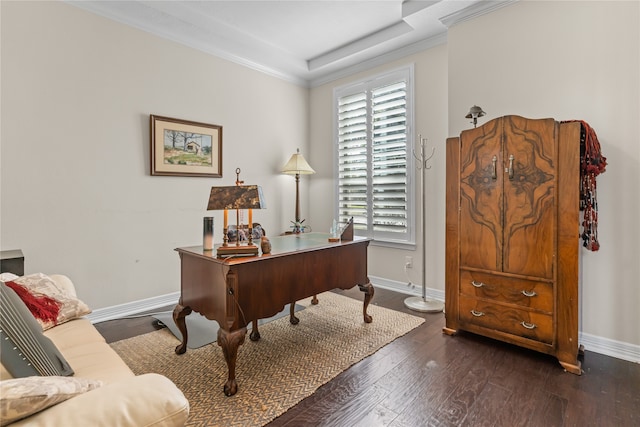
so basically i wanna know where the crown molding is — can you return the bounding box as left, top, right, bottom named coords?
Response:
left=309, top=32, right=448, bottom=88
left=439, top=0, right=519, bottom=28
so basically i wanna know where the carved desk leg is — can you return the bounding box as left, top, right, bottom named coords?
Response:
left=217, top=327, right=247, bottom=396
left=289, top=301, right=300, bottom=325
left=358, top=281, right=375, bottom=323
left=173, top=303, right=192, bottom=354
left=250, top=320, right=260, bottom=341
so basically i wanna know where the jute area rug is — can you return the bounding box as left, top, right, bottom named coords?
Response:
left=110, top=291, right=425, bottom=427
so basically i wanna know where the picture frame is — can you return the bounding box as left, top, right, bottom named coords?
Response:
left=150, top=115, right=222, bottom=177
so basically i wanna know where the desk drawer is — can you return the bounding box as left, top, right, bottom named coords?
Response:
left=459, top=295, right=553, bottom=344
left=460, top=270, right=553, bottom=313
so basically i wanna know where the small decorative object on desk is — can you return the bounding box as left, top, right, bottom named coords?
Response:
left=290, top=220, right=304, bottom=233
left=340, top=217, right=354, bottom=241
left=203, top=217, right=214, bottom=251
left=260, top=236, right=271, bottom=254
left=328, top=219, right=340, bottom=242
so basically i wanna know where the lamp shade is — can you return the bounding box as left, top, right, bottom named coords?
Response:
left=206, top=185, right=266, bottom=210
left=281, top=149, right=315, bottom=175
left=465, top=105, right=486, bottom=119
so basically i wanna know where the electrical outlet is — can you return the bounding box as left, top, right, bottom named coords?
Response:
left=405, top=256, right=413, bottom=268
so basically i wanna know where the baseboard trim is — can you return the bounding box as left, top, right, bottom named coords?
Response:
left=369, top=275, right=446, bottom=302
left=86, top=292, right=180, bottom=324
left=87, top=277, right=639, bottom=364
left=578, top=332, right=640, bottom=364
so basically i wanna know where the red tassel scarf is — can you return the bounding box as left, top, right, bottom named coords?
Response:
left=563, top=120, right=607, bottom=251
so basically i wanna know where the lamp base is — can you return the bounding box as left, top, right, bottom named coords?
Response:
left=216, top=244, right=259, bottom=258
left=403, top=296, right=444, bottom=313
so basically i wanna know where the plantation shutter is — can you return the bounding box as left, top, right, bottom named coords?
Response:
left=337, top=74, right=410, bottom=242
left=337, top=92, right=368, bottom=232
left=372, top=81, right=408, bottom=236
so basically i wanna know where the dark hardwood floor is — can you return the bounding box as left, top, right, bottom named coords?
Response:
left=95, top=287, right=639, bottom=427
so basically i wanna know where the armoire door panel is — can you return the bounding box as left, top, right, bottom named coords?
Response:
left=502, top=116, right=557, bottom=278
left=459, top=118, right=503, bottom=271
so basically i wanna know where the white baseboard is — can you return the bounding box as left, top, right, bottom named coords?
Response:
left=578, top=332, right=640, bottom=364
left=86, top=292, right=180, bottom=324
left=369, top=274, right=445, bottom=302
left=88, top=277, right=639, bottom=364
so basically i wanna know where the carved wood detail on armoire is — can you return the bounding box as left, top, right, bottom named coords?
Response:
left=443, top=115, right=583, bottom=375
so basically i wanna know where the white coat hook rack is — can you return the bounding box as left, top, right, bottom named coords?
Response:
left=404, top=135, right=444, bottom=313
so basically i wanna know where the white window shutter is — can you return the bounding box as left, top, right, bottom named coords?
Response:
left=335, top=67, right=413, bottom=244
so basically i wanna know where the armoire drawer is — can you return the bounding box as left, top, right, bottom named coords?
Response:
left=459, top=270, right=553, bottom=313
left=458, top=295, right=554, bottom=344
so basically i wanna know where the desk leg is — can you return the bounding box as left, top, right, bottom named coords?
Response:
left=289, top=302, right=300, bottom=325
left=250, top=320, right=260, bottom=341
left=217, top=327, right=247, bottom=396
left=358, top=281, right=375, bottom=323
left=173, top=304, right=192, bottom=354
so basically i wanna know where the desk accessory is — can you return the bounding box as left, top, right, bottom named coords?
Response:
left=260, top=236, right=271, bottom=254
left=207, top=168, right=265, bottom=257
left=203, top=217, right=214, bottom=251
left=340, top=217, right=354, bottom=241
left=328, top=219, right=340, bottom=242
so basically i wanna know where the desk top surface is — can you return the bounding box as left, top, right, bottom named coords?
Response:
left=176, top=232, right=369, bottom=264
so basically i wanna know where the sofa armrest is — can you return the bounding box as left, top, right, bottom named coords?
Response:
left=9, top=373, right=189, bottom=427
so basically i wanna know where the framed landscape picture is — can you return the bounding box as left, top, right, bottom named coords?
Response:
left=150, top=115, right=222, bottom=177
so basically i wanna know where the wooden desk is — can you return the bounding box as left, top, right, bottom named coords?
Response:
left=173, top=233, right=373, bottom=396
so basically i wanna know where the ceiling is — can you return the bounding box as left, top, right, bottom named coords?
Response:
left=67, top=0, right=514, bottom=87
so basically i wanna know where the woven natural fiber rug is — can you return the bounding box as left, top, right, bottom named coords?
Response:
left=110, top=291, right=425, bottom=427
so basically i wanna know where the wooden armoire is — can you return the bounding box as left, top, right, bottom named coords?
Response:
left=443, top=115, right=583, bottom=375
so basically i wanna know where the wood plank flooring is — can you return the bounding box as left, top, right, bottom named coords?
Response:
left=95, top=287, right=639, bottom=427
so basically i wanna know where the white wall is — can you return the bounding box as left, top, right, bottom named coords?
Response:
left=1, top=1, right=309, bottom=308
left=449, top=0, right=639, bottom=348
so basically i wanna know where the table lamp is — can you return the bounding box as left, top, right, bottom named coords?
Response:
left=207, top=179, right=266, bottom=257
left=281, top=148, right=315, bottom=233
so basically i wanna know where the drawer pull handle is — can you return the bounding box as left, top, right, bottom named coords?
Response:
left=471, top=280, right=485, bottom=288
left=520, top=321, right=537, bottom=330
left=471, top=310, right=485, bottom=317
left=521, top=290, right=537, bottom=297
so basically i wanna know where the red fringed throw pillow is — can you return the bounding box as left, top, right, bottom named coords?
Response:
left=4, top=281, right=61, bottom=325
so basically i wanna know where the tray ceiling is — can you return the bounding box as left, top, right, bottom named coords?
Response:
left=67, top=0, right=515, bottom=86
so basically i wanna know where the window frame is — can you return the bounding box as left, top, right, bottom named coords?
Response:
left=333, top=64, right=416, bottom=248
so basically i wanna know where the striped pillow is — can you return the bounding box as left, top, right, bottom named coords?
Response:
left=0, top=282, right=73, bottom=378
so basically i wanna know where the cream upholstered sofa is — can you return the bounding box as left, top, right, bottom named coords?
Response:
left=0, top=274, right=189, bottom=426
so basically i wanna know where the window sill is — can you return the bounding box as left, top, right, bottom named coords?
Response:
left=369, top=239, right=416, bottom=251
